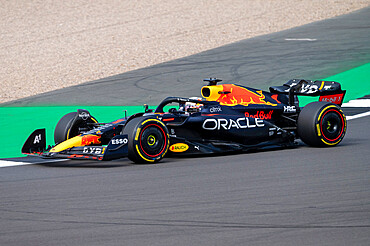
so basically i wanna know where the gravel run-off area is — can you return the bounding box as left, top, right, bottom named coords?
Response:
left=1, top=0, right=369, bottom=103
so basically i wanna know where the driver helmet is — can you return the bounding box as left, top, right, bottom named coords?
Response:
left=184, top=97, right=203, bottom=112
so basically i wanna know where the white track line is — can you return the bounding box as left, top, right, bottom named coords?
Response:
left=347, top=111, right=370, bottom=121
left=0, top=159, right=67, bottom=168
left=285, top=38, right=317, bottom=41
left=0, top=160, right=33, bottom=168
left=342, top=99, right=370, bottom=107
left=342, top=98, right=370, bottom=120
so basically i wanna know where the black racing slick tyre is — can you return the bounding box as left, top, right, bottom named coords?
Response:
left=54, top=112, right=98, bottom=144
left=297, top=102, right=346, bottom=147
left=122, top=117, right=170, bottom=164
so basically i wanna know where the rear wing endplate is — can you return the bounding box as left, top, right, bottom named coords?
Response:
left=269, top=79, right=346, bottom=106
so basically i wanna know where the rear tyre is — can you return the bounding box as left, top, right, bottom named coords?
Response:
left=122, top=117, right=169, bottom=164
left=297, top=102, right=346, bottom=147
left=54, top=112, right=98, bottom=144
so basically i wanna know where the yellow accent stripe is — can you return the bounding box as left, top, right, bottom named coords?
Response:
left=135, top=128, right=141, bottom=141
left=162, top=138, right=170, bottom=158
left=317, top=105, right=337, bottom=121
left=141, top=118, right=166, bottom=127
left=135, top=145, right=154, bottom=162
left=50, top=135, right=83, bottom=152
left=316, top=124, right=321, bottom=136
left=141, top=119, right=155, bottom=125
left=319, top=81, right=325, bottom=90
left=321, top=138, right=343, bottom=146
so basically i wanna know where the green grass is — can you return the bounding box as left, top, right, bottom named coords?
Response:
left=0, top=106, right=149, bottom=158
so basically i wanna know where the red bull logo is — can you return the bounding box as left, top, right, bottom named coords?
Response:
left=245, top=110, right=273, bottom=120
left=201, top=84, right=277, bottom=106
left=81, top=135, right=101, bottom=145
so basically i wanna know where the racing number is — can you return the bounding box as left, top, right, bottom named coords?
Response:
left=83, top=147, right=103, bottom=154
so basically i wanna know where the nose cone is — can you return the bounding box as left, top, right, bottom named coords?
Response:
left=50, top=135, right=83, bottom=153
left=49, top=134, right=101, bottom=153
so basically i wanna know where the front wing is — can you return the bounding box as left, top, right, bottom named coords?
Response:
left=22, top=129, right=129, bottom=161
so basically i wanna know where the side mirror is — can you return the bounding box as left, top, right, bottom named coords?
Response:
left=144, top=104, right=153, bottom=113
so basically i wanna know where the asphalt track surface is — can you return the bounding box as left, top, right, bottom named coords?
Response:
left=1, top=8, right=370, bottom=246
left=1, top=108, right=369, bottom=246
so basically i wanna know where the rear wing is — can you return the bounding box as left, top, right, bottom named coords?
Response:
left=269, top=79, right=346, bottom=106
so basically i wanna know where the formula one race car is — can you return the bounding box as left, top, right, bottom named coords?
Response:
left=22, top=78, right=347, bottom=164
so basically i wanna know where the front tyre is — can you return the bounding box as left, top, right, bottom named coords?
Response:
left=297, top=102, right=346, bottom=147
left=122, top=117, right=170, bottom=164
left=54, top=111, right=98, bottom=144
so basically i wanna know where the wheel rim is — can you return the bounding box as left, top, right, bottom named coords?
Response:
left=320, top=109, right=344, bottom=142
left=139, top=124, right=167, bottom=157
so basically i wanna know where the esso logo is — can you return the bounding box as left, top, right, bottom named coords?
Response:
left=111, top=138, right=128, bottom=145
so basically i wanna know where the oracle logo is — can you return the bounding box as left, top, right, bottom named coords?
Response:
left=202, top=117, right=264, bottom=130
